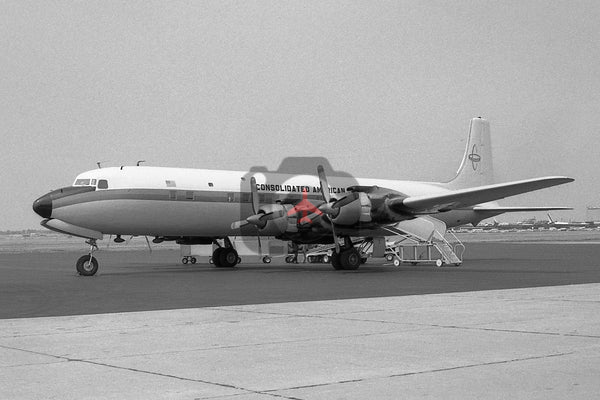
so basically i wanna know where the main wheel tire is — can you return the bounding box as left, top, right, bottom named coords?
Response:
left=182, top=257, right=189, bottom=265
left=219, top=248, right=239, bottom=268
left=340, top=249, right=361, bottom=270
left=212, top=248, right=224, bottom=268
left=331, top=251, right=343, bottom=270
left=322, top=255, right=330, bottom=264
left=190, top=257, right=197, bottom=264
left=76, top=255, right=98, bottom=276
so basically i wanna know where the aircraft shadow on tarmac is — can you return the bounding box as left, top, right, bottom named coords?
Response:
left=93, top=262, right=410, bottom=276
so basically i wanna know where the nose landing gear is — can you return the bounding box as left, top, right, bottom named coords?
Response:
left=76, top=239, right=99, bottom=276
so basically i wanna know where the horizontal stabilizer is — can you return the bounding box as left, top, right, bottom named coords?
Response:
left=389, top=177, right=574, bottom=214
left=470, top=206, right=573, bottom=222
left=473, top=206, right=573, bottom=212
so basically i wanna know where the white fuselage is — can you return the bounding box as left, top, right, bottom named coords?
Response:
left=47, top=166, right=476, bottom=237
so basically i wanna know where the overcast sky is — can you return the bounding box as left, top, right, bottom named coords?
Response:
left=2, top=1, right=599, bottom=230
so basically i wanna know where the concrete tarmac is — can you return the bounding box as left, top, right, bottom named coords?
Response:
left=1, top=284, right=599, bottom=399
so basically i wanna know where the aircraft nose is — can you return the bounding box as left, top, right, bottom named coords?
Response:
left=33, top=193, right=52, bottom=218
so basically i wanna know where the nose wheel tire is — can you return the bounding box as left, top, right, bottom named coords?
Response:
left=76, top=255, right=98, bottom=276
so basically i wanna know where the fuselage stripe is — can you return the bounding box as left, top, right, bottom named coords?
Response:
left=52, top=188, right=325, bottom=209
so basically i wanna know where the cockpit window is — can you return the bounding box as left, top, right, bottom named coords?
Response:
left=97, top=179, right=109, bottom=189
left=74, top=178, right=91, bottom=186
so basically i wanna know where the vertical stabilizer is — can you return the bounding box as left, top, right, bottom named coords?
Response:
left=447, top=117, right=493, bottom=189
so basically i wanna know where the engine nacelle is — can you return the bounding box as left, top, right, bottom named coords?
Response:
left=256, top=204, right=298, bottom=236
left=331, top=192, right=372, bottom=226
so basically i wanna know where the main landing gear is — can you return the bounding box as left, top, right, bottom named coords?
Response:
left=76, top=239, right=99, bottom=276
left=211, top=237, right=240, bottom=268
left=330, top=237, right=365, bottom=271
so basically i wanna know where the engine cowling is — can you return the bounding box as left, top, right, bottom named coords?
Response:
left=331, top=192, right=372, bottom=226
left=255, top=204, right=298, bottom=236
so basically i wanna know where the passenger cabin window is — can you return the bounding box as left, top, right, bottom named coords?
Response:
left=97, top=179, right=109, bottom=189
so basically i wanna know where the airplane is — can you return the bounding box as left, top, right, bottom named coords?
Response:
left=32, top=117, right=573, bottom=275
left=546, top=213, right=589, bottom=230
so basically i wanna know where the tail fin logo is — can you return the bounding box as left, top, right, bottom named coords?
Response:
left=468, top=145, right=481, bottom=170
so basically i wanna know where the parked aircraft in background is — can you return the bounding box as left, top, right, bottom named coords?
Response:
left=455, top=212, right=600, bottom=232
left=545, top=213, right=588, bottom=230
left=33, top=118, right=573, bottom=275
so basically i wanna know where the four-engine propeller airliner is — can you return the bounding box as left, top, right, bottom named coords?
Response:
left=33, top=118, right=573, bottom=275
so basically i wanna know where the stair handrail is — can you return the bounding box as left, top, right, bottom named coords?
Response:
left=432, top=228, right=464, bottom=263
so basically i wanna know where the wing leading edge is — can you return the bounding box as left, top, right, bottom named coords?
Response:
left=388, top=177, right=574, bottom=215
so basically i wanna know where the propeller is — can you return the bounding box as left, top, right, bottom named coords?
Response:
left=230, top=176, right=263, bottom=256
left=317, top=165, right=340, bottom=253
left=231, top=177, right=274, bottom=229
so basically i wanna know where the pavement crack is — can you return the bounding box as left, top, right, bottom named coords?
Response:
left=0, top=343, right=257, bottom=396
left=86, top=329, right=404, bottom=361
left=73, top=359, right=310, bottom=400
left=72, top=358, right=250, bottom=389
left=427, top=324, right=600, bottom=339
left=268, top=352, right=575, bottom=395
left=387, top=351, right=575, bottom=378
left=0, top=343, right=306, bottom=400
left=0, top=343, right=68, bottom=360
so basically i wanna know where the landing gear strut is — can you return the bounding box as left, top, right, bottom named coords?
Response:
left=211, top=237, right=239, bottom=268
left=331, top=237, right=362, bottom=270
left=76, top=239, right=99, bottom=276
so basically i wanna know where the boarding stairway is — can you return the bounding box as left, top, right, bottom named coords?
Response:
left=304, top=216, right=465, bottom=266
left=382, top=216, right=465, bottom=266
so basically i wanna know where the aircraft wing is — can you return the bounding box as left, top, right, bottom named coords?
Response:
left=388, top=177, right=574, bottom=214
